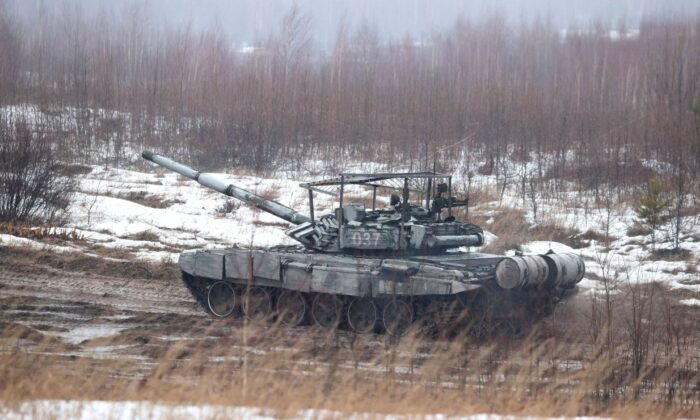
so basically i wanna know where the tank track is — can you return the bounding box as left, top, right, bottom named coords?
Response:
left=181, top=269, right=568, bottom=338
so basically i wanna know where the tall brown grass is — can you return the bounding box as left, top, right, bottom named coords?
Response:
left=472, top=206, right=583, bottom=253
left=1, top=283, right=698, bottom=417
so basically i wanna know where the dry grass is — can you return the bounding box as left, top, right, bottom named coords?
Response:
left=649, top=248, right=693, bottom=262
left=0, top=223, right=83, bottom=242
left=0, top=312, right=698, bottom=417
left=476, top=207, right=584, bottom=253
left=216, top=199, right=240, bottom=215
left=342, top=193, right=377, bottom=209
left=123, top=230, right=160, bottom=242
left=251, top=221, right=292, bottom=229
left=479, top=207, right=529, bottom=253
left=1, top=245, right=699, bottom=417
left=465, top=186, right=499, bottom=207
left=627, top=223, right=653, bottom=237
left=451, top=184, right=499, bottom=208
left=52, top=163, right=93, bottom=177
left=258, top=186, right=281, bottom=202
left=1, top=263, right=699, bottom=418
left=105, top=190, right=183, bottom=209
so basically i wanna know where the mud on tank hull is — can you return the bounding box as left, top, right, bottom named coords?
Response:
left=179, top=247, right=585, bottom=336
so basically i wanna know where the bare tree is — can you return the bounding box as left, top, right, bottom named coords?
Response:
left=0, top=0, right=20, bottom=103
left=0, top=2, right=697, bottom=191
left=0, top=119, right=76, bottom=223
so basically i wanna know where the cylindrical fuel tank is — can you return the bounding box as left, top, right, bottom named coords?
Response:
left=495, top=255, right=549, bottom=290
left=542, top=252, right=585, bottom=288
left=495, top=252, right=586, bottom=290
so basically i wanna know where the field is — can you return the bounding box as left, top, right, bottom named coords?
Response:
left=1, top=162, right=699, bottom=418
left=1, top=244, right=699, bottom=419
left=1, top=2, right=700, bottom=417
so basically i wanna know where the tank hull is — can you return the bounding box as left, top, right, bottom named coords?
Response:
left=178, top=247, right=584, bottom=336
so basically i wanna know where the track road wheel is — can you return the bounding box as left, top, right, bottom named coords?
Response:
left=276, top=290, right=307, bottom=327
left=347, top=297, right=377, bottom=334
left=383, top=299, right=413, bottom=337
left=207, top=281, right=236, bottom=318
left=311, top=294, right=342, bottom=329
left=242, top=287, right=272, bottom=322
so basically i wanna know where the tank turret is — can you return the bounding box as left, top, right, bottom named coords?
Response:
left=142, top=151, right=484, bottom=255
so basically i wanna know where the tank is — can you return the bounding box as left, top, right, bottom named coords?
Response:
left=142, top=151, right=585, bottom=336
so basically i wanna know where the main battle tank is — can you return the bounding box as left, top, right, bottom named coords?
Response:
left=142, top=151, right=585, bottom=336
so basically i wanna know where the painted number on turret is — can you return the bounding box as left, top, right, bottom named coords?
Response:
left=351, top=231, right=382, bottom=246
left=342, top=228, right=396, bottom=249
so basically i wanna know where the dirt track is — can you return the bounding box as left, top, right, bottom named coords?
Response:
left=3, top=243, right=700, bottom=419
left=2, top=245, right=698, bottom=383
left=0, top=247, right=210, bottom=378
left=0, top=246, right=384, bottom=382
left=0, top=259, right=198, bottom=316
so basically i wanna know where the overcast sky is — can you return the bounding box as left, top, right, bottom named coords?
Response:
left=13, top=0, right=700, bottom=46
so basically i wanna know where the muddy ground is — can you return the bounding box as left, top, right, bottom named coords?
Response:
left=0, top=246, right=408, bottom=387
left=1, top=245, right=699, bottom=405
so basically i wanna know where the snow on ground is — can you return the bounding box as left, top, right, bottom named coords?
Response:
left=57, top=325, right=129, bottom=345
left=517, top=203, right=700, bottom=292
left=3, top=162, right=402, bottom=264
left=65, top=165, right=340, bottom=262
left=0, top=234, right=77, bottom=254
left=519, top=241, right=575, bottom=255
left=521, top=197, right=700, bottom=292
left=1, top=151, right=698, bottom=293
left=0, top=400, right=610, bottom=420
left=0, top=162, right=390, bottom=264
left=451, top=150, right=700, bottom=292
left=679, top=298, right=700, bottom=306
left=2, top=103, right=697, bottom=291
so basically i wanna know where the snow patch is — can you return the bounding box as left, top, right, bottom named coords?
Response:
left=0, top=400, right=611, bottom=420
left=520, top=241, right=575, bottom=255
left=679, top=298, right=700, bottom=306
left=0, top=234, right=76, bottom=253
left=58, top=325, right=127, bottom=345
left=0, top=154, right=697, bottom=292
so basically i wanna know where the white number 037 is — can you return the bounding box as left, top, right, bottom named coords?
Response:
left=351, top=231, right=382, bottom=246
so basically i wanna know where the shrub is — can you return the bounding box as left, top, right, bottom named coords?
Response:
left=634, top=178, right=671, bottom=247
left=481, top=207, right=528, bottom=253
left=217, top=199, right=240, bottom=215
left=0, top=120, right=76, bottom=223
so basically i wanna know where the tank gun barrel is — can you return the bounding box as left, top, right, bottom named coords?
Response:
left=142, top=151, right=310, bottom=225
